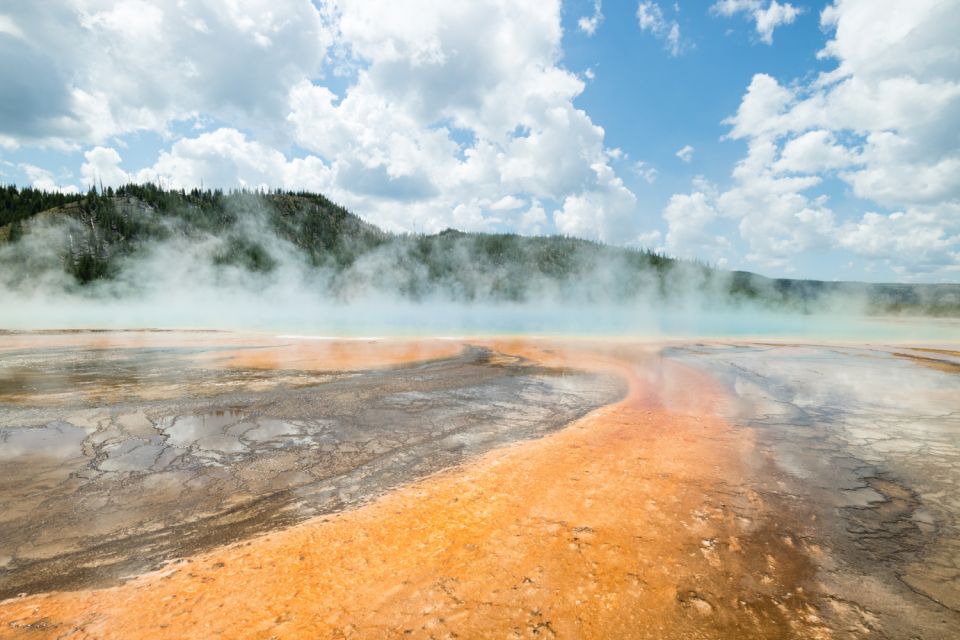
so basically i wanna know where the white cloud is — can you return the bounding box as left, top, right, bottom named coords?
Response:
left=722, top=73, right=794, bottom=141
left=18, top=164, right=79, bottom=194
left=717, top=153, right=836, bottom=268
left=0, top=0, right=331, bottom=146
left=519, top=200, right=548, bottom=235
left=753, top=1, right=803, bottom=44
left=773, top=130, right=856, bottom=174
left=711, top=0, right=803, bottom=44
left=632, top=161, right=659, bottom=184
left=43, top=1, right=640, bottom=242
left=636, top=2, right=684, bottom=57
left=81, top=147, right=131, bottom=188
left=730, top=1, right=960, bottom=213
left=10, top=0, right=953, bottom=282
left=675, top=144, right=695, bottom=163
left=281, top=0, right=639, bottom=239
left=488, top=195, right=525, bottom=211
left=578, top=0, right=604, bottom=36
left=636, top=229, right=663, bottom=249
left=663, top=191, right=720, bottom=257
left=134, top=128, right=333, bottom=194
left=664, top=148, right=820, bottom=271
left=553, top=162, right=638, bottom=243
left=0, top=14, right=26, bottom=40
left=667, top=0, right=960, bottom=278
left=846, top=131, right=960, bottom=207
left=818, top=0, right=958, bottom=82
left=838, top=207, right=960, bottom=277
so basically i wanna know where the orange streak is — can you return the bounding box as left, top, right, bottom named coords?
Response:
left=0, top=340, right=821, bottom=639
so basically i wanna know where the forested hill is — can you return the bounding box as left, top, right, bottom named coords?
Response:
left=1, top=184, right=958, bottom=316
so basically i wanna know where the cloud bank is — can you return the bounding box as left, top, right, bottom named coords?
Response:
left=0, top=0, right=957, bottom=282
left=665, top=0, right=960, bottom=279
left=0, top=0, right=641, bottom=247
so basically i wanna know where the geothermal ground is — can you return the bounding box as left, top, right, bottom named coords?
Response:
left=0, top=332, right=958, bottom=639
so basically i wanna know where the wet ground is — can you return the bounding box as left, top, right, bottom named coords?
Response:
left=668, top=343, right=960, bottom=638
left=0, top=333, right=623, bottom=599
left=0, top=333, right=959, bottom=639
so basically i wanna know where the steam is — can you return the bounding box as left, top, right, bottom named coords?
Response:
left=0, top=193, right=957, bottom=342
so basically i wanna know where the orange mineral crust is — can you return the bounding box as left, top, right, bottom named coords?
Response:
left=0, top=331, right=463, bottom=372
left=205, top=337, right=464, bottom=372
left=0, top=331, right=464, bottom=406
left=0, top=341, right=826, bottom=639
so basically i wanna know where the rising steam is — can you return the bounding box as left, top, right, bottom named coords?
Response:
left=0, top=190, right=957, bottom=342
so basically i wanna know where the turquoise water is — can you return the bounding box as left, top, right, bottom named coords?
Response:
left=5, top=298, right=956, bottom=342
left=272, top=305, right=960, bottom=342
left=2, top=291, right=958, bottom=342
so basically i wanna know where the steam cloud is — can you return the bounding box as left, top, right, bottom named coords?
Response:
left=0, top=192, right=956, bottom=342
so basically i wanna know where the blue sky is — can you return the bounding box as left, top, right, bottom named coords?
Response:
left=1, top=1, right=957, bottom=282
left=561, top=0, right=851, bottom=278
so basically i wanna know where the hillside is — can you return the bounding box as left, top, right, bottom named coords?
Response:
left=1, top=184, right=958, bottom=316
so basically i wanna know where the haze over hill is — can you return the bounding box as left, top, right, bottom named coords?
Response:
left=1, top=185, right=958, bottom=333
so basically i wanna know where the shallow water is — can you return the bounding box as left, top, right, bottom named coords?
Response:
left=671, top=343, right=960, bottom=635
left=4, top=301, right=960, bottom=342
left=1, top=331, right=959, bottom=638
left=0, top=339, right=623, bottom=598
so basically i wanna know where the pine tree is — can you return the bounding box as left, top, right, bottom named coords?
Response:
left=8, top=218, right=23, bottom=242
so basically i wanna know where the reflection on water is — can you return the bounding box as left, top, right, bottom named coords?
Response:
left=158, top=411, right=246, bottom=449
left=0, top=341, right=623, bottom=599
left=0, top=343, right=341, bottom=405
left=0, top=421, right=88, bottom=460
left=1, top=331, right=958, bottom=636
left=255, top=306, right=960, bottom=342
left=3, top=304, right=959, bottom=341
left=671, top=343, right=960, bottom=619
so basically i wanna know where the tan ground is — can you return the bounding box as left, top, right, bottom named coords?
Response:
left=0, top=331, right=464, bottom=373
left=0, top=339, right=828, bottom=639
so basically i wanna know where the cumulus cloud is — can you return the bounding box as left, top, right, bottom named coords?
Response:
left=19, top=164, right=79, bottom=194
left=663, top=191, right=722, bottom=258
left=838, top=208, right=960, bottom=276
left=711, top=0, right=803, bottom=44
left=18, top=1, right=641, bottom=242
left=722, top=73, right=794, bottom=141
left=6, top=0, right=957, bottom=282
left=553, top=162, right=638, bottom=243
left=578, top=0, right=604, bottom=36
left=81, top=147, right=131, bottom=188
left=740, top=1, right=960, bottom=208
left=280, top=0, right=640, bottom=240
left=488, top=195, right=525, bottom=212
left=135, top=128, right=333, bottom=194
left=772, top=130, right=856, bottom=174
left=632, top=161, right=659, bottom=184
left=0, top=0, right=331, bottom=147
left=666, top=0, right=960, bottom=278
left=636, top=2, right=684, bottom=57
left=0, top=15, right=25, bottom=40
left=675, top=145, right=695, bottom=163
left=518, top=200, right=548, bottom=235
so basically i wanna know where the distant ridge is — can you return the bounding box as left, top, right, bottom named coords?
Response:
left=1, top=184, right=958, bottom=316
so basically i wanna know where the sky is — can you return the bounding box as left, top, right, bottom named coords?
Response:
left=0, top=0, right=957, bottom=283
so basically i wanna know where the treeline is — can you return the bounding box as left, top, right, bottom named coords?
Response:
left=0, top=185, right=88, bottom=226
left=365, top=230, right=677, bottom=302
left=0, top=183, right=396, bottom=283
left=0, top=184, right=681, bottom=297
left=1, top=184, right=957, bottom=314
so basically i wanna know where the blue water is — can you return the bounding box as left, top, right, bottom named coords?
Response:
left=4, top=297, right=958, bottom=342
left=275, top=305, right=960, bottom=342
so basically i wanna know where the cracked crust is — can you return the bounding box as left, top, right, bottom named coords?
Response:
left=0, top=337, right=624, bottom=599
left=1, top=335, right=959, bottom=639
